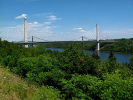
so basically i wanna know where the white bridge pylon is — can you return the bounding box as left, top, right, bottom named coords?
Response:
left=96, top=24, right=100, bottom=51
left=24, top=17, right=28, bottom=47
left=23, top=18, right=100, bottom=50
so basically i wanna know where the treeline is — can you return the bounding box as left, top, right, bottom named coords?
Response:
left=101, top=38, right=133, bottom=53
left=44, top=38, right=133, bottom=54
left=43, top=42, right=97, bottom=50
left=0, top=38, right=133, bottom=100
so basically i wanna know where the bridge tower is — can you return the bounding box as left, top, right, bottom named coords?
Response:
left=24, top=17, right=28, bottom=47
left=96, top=24, right=100, bottom=51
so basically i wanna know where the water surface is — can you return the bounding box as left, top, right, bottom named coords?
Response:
left=46, top=48, right=133, bottom=63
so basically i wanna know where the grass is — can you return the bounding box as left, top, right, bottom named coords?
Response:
left=0, top=66, right=61, bottom=100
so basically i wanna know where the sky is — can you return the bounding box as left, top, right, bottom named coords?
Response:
left=0, top=0, right=133, bottom=41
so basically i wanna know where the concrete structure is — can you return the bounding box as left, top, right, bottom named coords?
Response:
left=24, top=17, right=28, bottom=47
left=15, top=40, right=115, bottom=45
left=16, top=23, right=116, bottom=50
left=96, top=24, right=100, bottom=51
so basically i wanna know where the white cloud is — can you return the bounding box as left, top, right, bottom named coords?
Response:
left=0, top=21, right=56, bottom=42
left=1, top=14, right=62, bottom=41
left=16, top=14, right=27, bottom=19
left=73, top=27, right=89, bottom=39
left=33, top=22, right=38, bottom=24
left=48, top=15, right=61, bottom=21
left=44, top=22, right=52, bottom=25
left=73, top=27, right=83, bottom=30
left=73, top=26, right=133, bottom=40
left=73, top=27, right=87, bottom=33
left=1, top=16, right=133, bottom=42
left=28, top=21, right=39, bottom=25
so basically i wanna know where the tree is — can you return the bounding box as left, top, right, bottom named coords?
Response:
left=108, top=51, right=116, bottom=62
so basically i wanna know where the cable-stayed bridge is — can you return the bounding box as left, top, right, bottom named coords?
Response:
left=13, top=18, right=119, bottom=51
left=14, top=21, right=115, bottom=51
left=15, top=39, right=115, bottom=44
left=15, top=34, right=116, bottom=52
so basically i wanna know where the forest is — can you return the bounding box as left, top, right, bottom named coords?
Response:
left=0, top=38, right=133, bottom=100
left=101, top=38, right=133, bottom=53
left=43, top=38, right=133, bottom=53
left=43, top=42, right=97, bottom=51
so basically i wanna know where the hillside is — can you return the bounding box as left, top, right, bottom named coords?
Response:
left=101, top=38, right=133, bottom=53
left=0, top=66, right=60, bottom=100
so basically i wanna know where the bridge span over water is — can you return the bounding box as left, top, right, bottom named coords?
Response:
left=14, top=19, right=115, bottom=51
left=15, top=40, right=115, bottom=45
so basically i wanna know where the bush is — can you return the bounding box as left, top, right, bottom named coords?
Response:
left=36, top=69, right=66, bottom=87
left=0, top=39, right=133, bottom=99
left=14, top=57, right=38, bottom=77
left=130, top=56, right=133, bottom=65
left=129, top=56, right=133, bottom=70
left=60, top=74, right=102, bottom=99
left=59, top=46, right=97, bottom=75
left=100, top=72, right=133, bottom=100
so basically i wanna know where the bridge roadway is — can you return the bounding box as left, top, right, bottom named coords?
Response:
left=14, top=40, right=116, bottom=45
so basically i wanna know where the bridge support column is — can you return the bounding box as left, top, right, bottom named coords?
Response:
left=24, top=17, right=28, bottom=47
left=96, top=24, right=100, bottom=51
left=96, top=24, right=100, bottom=56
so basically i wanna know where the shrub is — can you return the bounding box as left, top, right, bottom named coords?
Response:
left=129, top=56, right=133, bottom=70
left=36, top=69, right=66, bottom=87
left=130, top=56, right=133, bottom=65
left=14, top=57, right=38, bottom=77
left=100, top=72, right=133, bottom=100
left=60, top=46, right=97, bottom=75
left=61, top=74, right=102, bottom=99
left=35, top=44, right=46, bottom=56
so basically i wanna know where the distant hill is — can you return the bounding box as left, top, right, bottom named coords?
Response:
left=101, top=38, right=133, bottom=53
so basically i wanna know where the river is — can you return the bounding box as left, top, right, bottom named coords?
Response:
left=46, top=48, right=133, bottom=63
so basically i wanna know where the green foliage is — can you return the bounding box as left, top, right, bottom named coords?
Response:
left=14, top=57, right=37, bottom=77
left=0, top=39, right=133, bottom=99
left=101, top=38, right=133, bottom=53
left=36, top=69, right=66, bottom=86
left=32, top=86, right=61, bottom=100
left=100, top=72, right=133, bottom=100
left=59, top=44, right=98, bottom=75
left=128, top=56, right=133, bottom=71
left=43, top=42, right=97, bottom=51
left=0, top=67, right=61, bottom=100
left=130, top=56, right=133, bottom=65
left=101, top=60, right=118, bottom=73
left=97, top=51, right=118, bottom=73
left=92, top=52, right=100, bottom=60
left=108, top=51, right=116, bottom=62
left=61, top=74, right=102, bottom=99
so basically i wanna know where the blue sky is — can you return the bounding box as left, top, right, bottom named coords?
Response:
left=0, top=0, right=133, bottom=41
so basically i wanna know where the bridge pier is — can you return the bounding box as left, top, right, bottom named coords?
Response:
left=96, top=24, right=100, bottom=51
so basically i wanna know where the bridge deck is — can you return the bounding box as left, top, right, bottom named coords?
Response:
left=14, top=40, right=115, bottom=45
